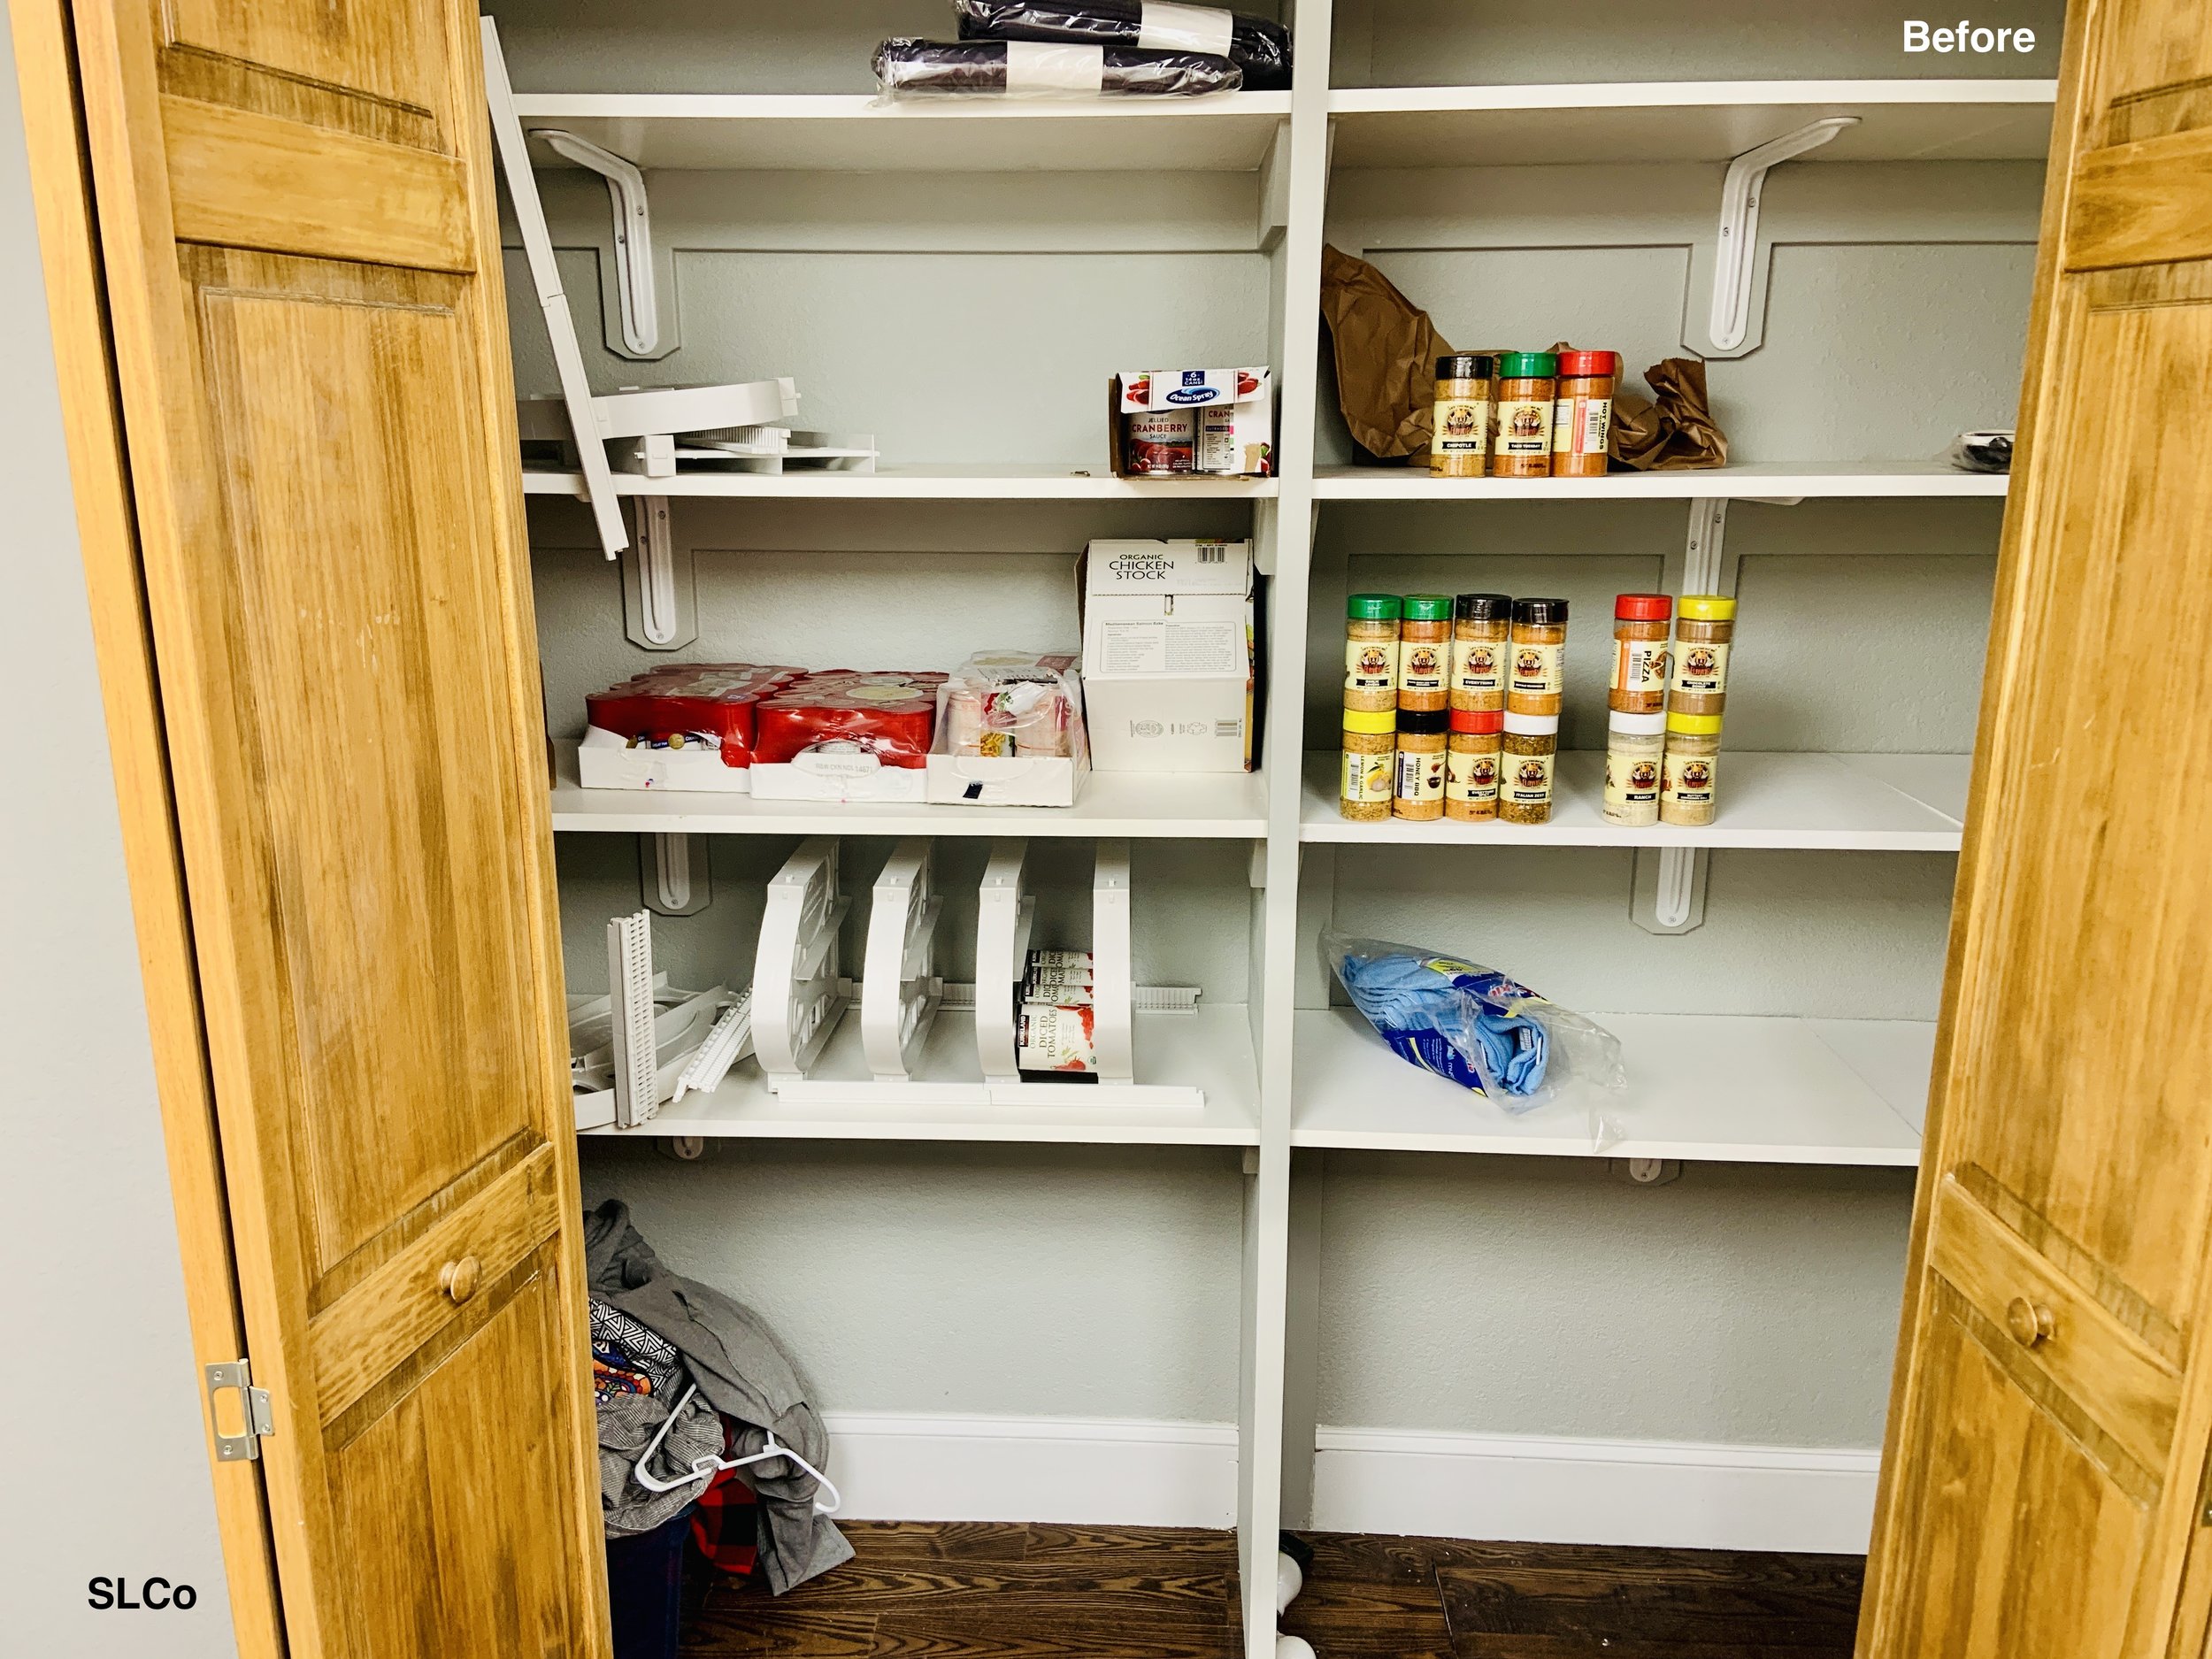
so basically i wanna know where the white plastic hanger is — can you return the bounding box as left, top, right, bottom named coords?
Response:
left=629, top=1381, right=842, bottom=1516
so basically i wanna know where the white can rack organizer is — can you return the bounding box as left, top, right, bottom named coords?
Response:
left=756, top=837, right=1203, bottom=1111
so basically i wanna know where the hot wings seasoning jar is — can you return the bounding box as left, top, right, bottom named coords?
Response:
left=1661, top=711, right=1723, bottom=826
left=1602, top=709, right=1666, bottom=827
left=1340, top=709, right=1397, bottom=822
left=1670, top=595, right=1737, bottom=717
left=1450, top=592, right=1511, bottom=713
left=1345, top=593, right=1402, bottom=714
left=1609, top=593, right=1672, bottom=714
left=1551, top=349, right=1619, bottom=478
left=1398, top=594, right=1454, bottom=713
left=1492, top=351, right=1559, bottom=478
left=1500, top=710, right=1558, bottom=825
left=1429, top=353, right=1494, bottom=479
left=1509, top=596, right=1568, bottom=716
left=1446, top=708, right=1503, bottom=821
left=1393, top=709, right=1448, bottom=821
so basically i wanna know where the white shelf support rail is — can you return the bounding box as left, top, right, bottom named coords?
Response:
left=534, top=127, right=670, bottom=359
left=1093, top=840, right=1135, bottom=1086
left=642, top=830, right=710, bottom=917
left=752, top=838, right=849, bottom=1085
left=1701, top=116, right=1858, bottom=357
left=621, top=495, right=695, bottom=649
left=861, top=839, right=943, bottom=1081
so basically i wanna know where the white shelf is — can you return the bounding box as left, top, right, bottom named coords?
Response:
left=521, top=464, right=1277, bottom=501
left=1327, top=79, right=2056, bottom=168
left=513, top=92, right=1293, bottom=173
left=1301, top=750, right=1967, bottom=850
left=586, top=1005, right=1259, bottom=1147
left=1292, top=1005, right=1931, bottom=1165
left=550, top=739, right=1268, bottom=839
left=1312, top=461, right=2009, bottom=502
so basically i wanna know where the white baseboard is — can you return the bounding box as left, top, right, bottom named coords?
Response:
left=819, top=1411, right=1240, bottom=1529
left=1312, top=1425, right=1880, bottom=1555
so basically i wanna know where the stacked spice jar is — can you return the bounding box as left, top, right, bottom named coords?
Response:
left=1429, top=349, right=1620, bottom=480
left=1599, top=591, right=1738, bottom=826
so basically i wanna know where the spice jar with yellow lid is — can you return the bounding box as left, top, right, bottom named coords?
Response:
left=1446, top=707, right=1503, bottom=822
left=1509, top=597, right=1568, bottom=715
left=1670, top=595, right=1736, bottom=717
left=1660, top=710, right=1723, bottom=826
left=1345, top=594, right=1402, bottom=714
left=1451, top=592, right=1512, bottom=713
left=1492, top=351, right=1558, bottom=478
left=1429, top=354, right=1494, bottom=479
left=1500, top=710, right=1558, bottom=825
left=1340, top=708, right=1397, bottom=822
left=1398, top=595, right=1453, bottom=713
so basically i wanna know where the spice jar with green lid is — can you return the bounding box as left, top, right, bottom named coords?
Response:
left=1660, top=710, right=1723, bottom=826
left=1398, top=594, right=1454, bottom=713
left=1670, top=595, right=1736, bottom=717
left=1345, top=593, right=1402, bottom=714
left=1429, top=353, right=1494, bottom=479
left=1492, top=351, right=1559, bottom=478
left=1602, top=709, right=1666, bottom=827
left=1446, top=707, right=1503, bottom=822
left=1509, top=596, right=1569, bottom=716
left=1393, top=708, right=1449, bottom=821
left=1500, top=710, right=1559, bottom=825
left=1451, top=592, right=1511, bottom=713
left=1340, top=708, right=1397, bottom=822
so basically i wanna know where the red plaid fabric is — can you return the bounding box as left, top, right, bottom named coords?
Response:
left=688, top=1461, right=759, bottom=1579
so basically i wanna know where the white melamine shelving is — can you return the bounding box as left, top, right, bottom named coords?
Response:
left=550, top=740, right=1268, bottom=838
left=1300, top=750, right=1967, bottom=850
left=1311, top=461, right=2010, bottom=502
left=587, top=1005, right=1260, bottom=1147
left=1327, top=79, right=2056, bottom=168
left=522, top=465, right=1279, bottom=502
left=513, top=91, right=1294, bottom=173
left=1292, top=1005, right=1931, bottom=1165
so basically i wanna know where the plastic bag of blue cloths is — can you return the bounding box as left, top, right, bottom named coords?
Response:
left=1325, top=933, right=1626, bottom=1127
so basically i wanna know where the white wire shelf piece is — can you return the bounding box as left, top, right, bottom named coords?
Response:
left=1310, top=462, right=2009, bottom=502
left=522, top=463, right=1279, bottom=501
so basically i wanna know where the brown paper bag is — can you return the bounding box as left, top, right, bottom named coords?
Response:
left=1609, top=357, right=1729, bottom=471
left=1320, top=245, right=1453, bottom=462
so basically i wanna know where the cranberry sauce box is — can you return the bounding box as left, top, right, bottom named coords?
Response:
left=749, top=671, right=949, bottom=803
left=578, top=662, right=802, bottom=792
left=1079, top=539, right=1256, bottom=772
left=1108, top=368, right=1274, bottom=479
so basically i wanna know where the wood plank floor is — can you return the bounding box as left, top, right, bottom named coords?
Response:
left=678, top=1524, right=1864, bottom=1657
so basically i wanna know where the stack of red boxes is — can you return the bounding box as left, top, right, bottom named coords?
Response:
left=584, top=663, right=802, bottom=772
left=754, top=671, right=948, bottom=768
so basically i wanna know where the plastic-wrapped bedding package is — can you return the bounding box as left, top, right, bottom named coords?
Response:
left=953, top=1, right=1294, bottom=90
left=872, top=36, right=1243, bottom=97
left=1325, top=933, right=1627, bottom=1144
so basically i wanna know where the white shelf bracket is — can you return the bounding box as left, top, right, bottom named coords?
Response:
left=621, top=496, right=695, bottom=649
left=1633, top=847, right=1709, bottom=936
left=641, top=831, right=710, bottom=918
left=1092, top=840, right=1135, bottom=1086
left=534, top=127, right=670, bottom=360
left=1699, top=117, right=1857, bottom=358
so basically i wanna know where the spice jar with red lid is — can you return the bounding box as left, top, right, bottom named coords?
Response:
left=1609, top=593, right=1672, bottom=714
left=1551, top=350, right=1619, bottom=478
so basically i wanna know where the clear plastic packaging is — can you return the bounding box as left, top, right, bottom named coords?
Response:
left=1325, top=932, right=1627, bottom=1140
left=872, top=36, right=1243, bottom=97
left=941, top=651, right=1081, bottom=758
left=754, top=671, right=948, bottom=769
left=951, top=1, right=1293, bottom=90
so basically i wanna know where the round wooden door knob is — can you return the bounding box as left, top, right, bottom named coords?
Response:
left=2006, top=1296, right=2055, bottom=1348
left=440, top=1255, right=483, bottom=1305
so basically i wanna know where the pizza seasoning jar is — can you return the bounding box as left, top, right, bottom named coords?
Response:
left=1398, top=594, right=1454, bottom=713
left=1660, top=710, right=1723, bottom=826
left=1393, top=709, right=1448, bottom=821
left=1446, top=707, right=1503, bottom=822
left=1451, top=592, right=1512, bottom=713
left=1345, top=593, right=1402, bottom=714
left=1602, top=709, right=1666, bottom=827
left=1509, top=596, right=1569, bottom=716
left=1492, top=351, right=1559, bottom=478
left=1670, top=594, right=1736, bottom=717
left=1609, top=593, right=1672, bottom=714
left=1551, top=349, right=1618, bottom=478
left=1430, top=353, right=1494, bottom=479
left=1500, top=710, right=1558, bottom=825
left=1340, top=708, right=1396, bottom=822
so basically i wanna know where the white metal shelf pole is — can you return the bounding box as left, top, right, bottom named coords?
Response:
left=1244, top=3, right=1335, bottom=1655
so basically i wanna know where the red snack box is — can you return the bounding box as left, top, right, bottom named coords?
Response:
left=585, top=663, right=803, bottom=769
left=754, top=671, right=947, bottom=769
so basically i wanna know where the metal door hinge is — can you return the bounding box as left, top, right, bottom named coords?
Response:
left=204, top=1359, right=274, bottom=1462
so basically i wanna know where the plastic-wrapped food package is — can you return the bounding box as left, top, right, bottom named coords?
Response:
left=1325, top=933, right=1627, bottom=1141
left=584, top=663, right=803, bottom=769
left=941, top=651, right=1080, bottom=758
left=754, top=672, right=948, bottom=769
left=872, top=37, right=1243, bottom=97
left=953, top=1, right=1292, bottom=90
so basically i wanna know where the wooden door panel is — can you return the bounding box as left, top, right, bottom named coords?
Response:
left=161, top=0, right=449, bottom=122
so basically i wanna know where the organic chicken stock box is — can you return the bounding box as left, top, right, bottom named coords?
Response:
left=1079, top=539, right=1255, bottom=772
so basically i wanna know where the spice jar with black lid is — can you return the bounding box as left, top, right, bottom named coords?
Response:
left=1393, top=709, right=1449, bottom=821
left=1451, top=592, right=1512, bottom=713
left=1430, top=354, right=1494, bottom=479
left=1398, top=594, right=1454, bottom=713
left=1509, top=596, right=1569, bottom=716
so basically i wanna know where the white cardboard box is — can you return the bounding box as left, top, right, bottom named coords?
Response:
left=750, top=749, right=931, bottom=803
left=1080, top=540, right=1255, bottom=773
left=576, top=724, right=752, bottom=793
left=924, top=673, right=1093, bottom=807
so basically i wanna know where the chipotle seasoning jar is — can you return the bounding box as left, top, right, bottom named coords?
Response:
left=1551, top=349, right=1619, bottom=478
left=1492, top=351, right=1558, bottom=478
left=1509, top=597, right=1568, bottom=716
left=1446, top=707, right=1503, bottom=821
left=1670, top=595, right=1737, bottom=717
left=1602, top=710, right=1666, bottom=827
left=1500, top=710, right=1558, bottom=825
left=1345, top=594, right=1401, bottom=714
left=1660, top=711, right=1723, bottom=826
left=1450, top=592, right=1512, bottom=713
left=1398, top=594, right=1453, bottom=712
left=1340, top=709, right=1397, bottom=822
left=1393, top=709, right=1448, bottom=821
left=1609, top=593, right=1672, bottom=714
left=1429, top=354, right=1494, bottom=478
